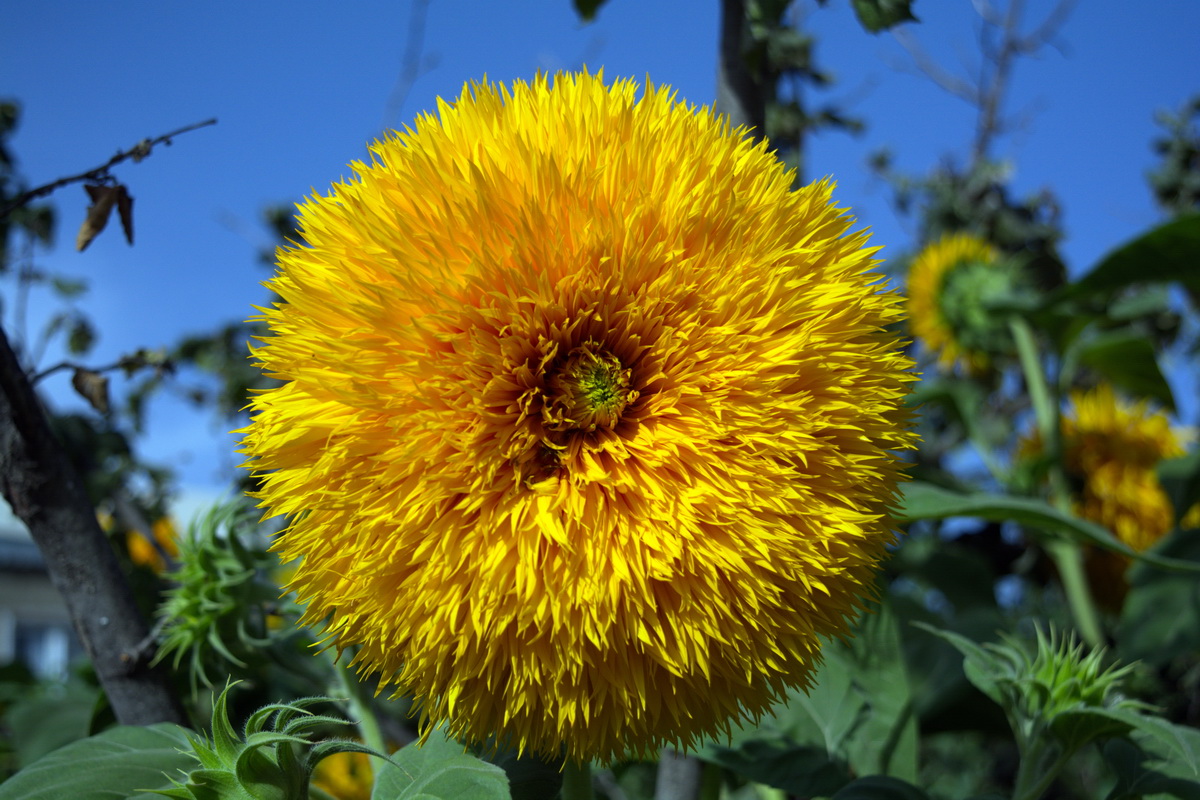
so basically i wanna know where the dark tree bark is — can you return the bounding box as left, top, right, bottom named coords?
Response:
left=715, top=0, right=766, bottom=137
left=0, top=325, right=184, bottom=725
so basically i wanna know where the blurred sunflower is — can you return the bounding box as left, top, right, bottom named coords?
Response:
left=906, top=232, right=1000, bottom=372
left=310, top=751, right=374, bottom=800
left=1025, top=384, right=1199, bottom=607
left=241, top=71, right=916, bottom=761
left=126, top=516, right=179, bottom=573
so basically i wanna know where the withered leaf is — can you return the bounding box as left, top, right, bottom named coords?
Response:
left=76, top=184, right=134, bottom=251
left=116, top=185, right=134, bottom=244
left=71, top=367, right=110, bottom=415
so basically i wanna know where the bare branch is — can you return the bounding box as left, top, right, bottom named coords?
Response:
left=0, top=118, right=217, bottom=219
left=892, top=28, right=979, bottom=104
left=380, top=0, right=437, bottom=134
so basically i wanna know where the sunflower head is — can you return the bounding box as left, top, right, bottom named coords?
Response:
left=907, top=232, right=1021, bottom=372
left=1022, top=384, right=1198, bottom=608
left=240, top=71, right=916, bottom=762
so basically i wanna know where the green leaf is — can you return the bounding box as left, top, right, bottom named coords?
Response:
left=49, top=276, right=88, bottom=299
left=897, top=482, right=1200, bottom=573
left=0, top=723, right=195, bottom=800
left=831, top=775, right=931, bottom=799
left=572, top=0, right=608, bottom=21
left=2, top=681, right=98, bottom=767
left=1119, top=529, right=1200, bottom=664
left=841, top=603, right=920, bottom=782
left=371, top=731, right=509, bottom=800
left=697, top=740, right=852, bottom=797
left=66, top=316, right=95, bottom=355
left=1160, top=450, right=1200, bottom=527
left=487, top=750, right=561, bottom=800
left=1103, top=738, right=1200, bottom=800
left=1065, top=213, right=1200, bottom=301
left=1070, top=330, right=1175, bottom=411
left=850, top=0, right=918, bottom=32
left=911, top=623, right=1008, bottom=709
left=1124, top=712, right=1200, bottom=779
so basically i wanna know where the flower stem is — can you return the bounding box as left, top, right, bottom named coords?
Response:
left=562, top=761, right=594, bottom=800
left=1009, top=317, right=1104, bottom=648
left=1011, top=743, right=1074, bottom=800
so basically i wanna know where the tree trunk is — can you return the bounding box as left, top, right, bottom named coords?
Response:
left=0, top=325, right=185, bottom=725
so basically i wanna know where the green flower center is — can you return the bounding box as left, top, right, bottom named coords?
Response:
left=549, top=341, right=636, bottom=432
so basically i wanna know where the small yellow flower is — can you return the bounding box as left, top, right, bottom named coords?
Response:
left=241, top=71, right=916, bottom=761
left=126, top=517, right=179, bottom=573
left=906, top=232, right=1000, bottom=372
left=310, top=751, right=375, bottom=800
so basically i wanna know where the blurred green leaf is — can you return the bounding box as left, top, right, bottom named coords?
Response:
left=1119, top=529, right=1200, bottom=664
left=842, top=603, right=920, bottom=781
left=372, top=729, right=509, bottom=800
left=698, top=740, right=851, bottom=797
left=3, top=681, right=98, bottom=768
left=1104, top=737, right=1200, bottom=800
left=831, top=775, right=931, bottom=799
left=1071, top=330, right=1175, bottom=410
left=898, top=482, right=1200, bottom=573
left=572, top=0, right=608, bottom=21
left=0, top=723, right=193, bottom=800
left=49, top=276, right=87, bottom=299
left=1064, top=213, right=1200, bottom=301
left=851, top=0, right=918, bottom=32
left=66, top=316, right=95, bottom=355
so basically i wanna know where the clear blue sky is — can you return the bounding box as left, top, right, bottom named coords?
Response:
left=2, top=1, right=1197, bottom=511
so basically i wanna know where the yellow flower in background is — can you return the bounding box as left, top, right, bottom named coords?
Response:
left=310, top=751, right=375, bottom=800
left=1025, top=384, right=1198, bottom=608
left=906, top=232, right=999, bottom=372
left=126, top=517, right=179, bottom=573
left=1060, top=384, right=1195, bottom=551
left=240, top=72, right=916, bottom=761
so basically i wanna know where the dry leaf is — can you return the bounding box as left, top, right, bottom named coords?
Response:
left=76, top=184, right=134, bottom=251
left=71, top=367, right=110, bottom=415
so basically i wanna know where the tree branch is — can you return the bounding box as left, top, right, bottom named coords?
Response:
left=0, top=323, right=185, bottom=725
left=0, top=118, right=217, bottom=219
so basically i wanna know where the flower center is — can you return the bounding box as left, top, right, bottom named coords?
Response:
left=548, top=341, right=636, bottom=431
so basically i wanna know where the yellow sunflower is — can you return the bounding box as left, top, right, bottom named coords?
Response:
left=240, top=71, right=916, bottom=762
left=310, top=751, right=375, bottom=800
left=126, top=516, right=179, bottom=573
left=1060, top=384, right=1195, bottom=551
left=1025, top=384, right=1198, bottom=607
left=906, top=232, right=999, bottom=372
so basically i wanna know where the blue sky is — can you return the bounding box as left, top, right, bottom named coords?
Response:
left=2, top=1, right=1197, bottom=513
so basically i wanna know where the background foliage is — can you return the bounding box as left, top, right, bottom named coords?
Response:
left=1, top=1, right=1199, bottom=799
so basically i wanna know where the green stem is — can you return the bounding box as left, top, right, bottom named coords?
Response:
left=699, top=761, right=722, bottom=800
left=329, top=655, right=388, bottom=755
left=1009, top=317, right=1104, bottom=648
left=1011, top=742, right=1074, bottom=800
left=562, top=761, right=594, bottom=800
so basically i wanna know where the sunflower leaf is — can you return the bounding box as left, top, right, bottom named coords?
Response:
left=1068, top=330, right=1175, bottom=411
left=371, top=730, right=509, bottom=800
left=1063, top=213, right=1200, bottom=303
left=897, top=482, right=1200, bottom=573
left=0, top=723, right=194, bottom=800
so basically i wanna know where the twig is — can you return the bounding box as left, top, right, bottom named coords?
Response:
left=380, top=0, right=436, bottom=134
left=0, top=117, right=217, bottom=218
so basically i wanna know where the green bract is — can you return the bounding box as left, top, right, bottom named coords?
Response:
left=155, top=683, right=384, bottom=800
left=153, top=502, right=284, bottom=691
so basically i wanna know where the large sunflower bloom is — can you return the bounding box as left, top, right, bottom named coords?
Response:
left=906, top=232, right=999, bottom=372
left=240, top=72, right=916, bottom=762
